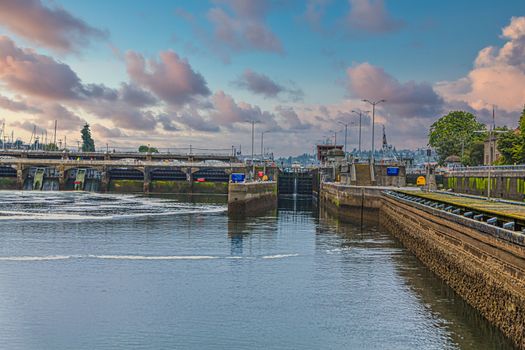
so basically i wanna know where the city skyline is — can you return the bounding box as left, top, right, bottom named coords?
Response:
left=0, top=0, right=524, bottom=155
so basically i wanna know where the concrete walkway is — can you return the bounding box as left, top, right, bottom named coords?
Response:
left=400, top=190, right=525, bottom=221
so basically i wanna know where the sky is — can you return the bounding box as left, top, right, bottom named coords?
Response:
left=0, top=0, right=524, bottom=156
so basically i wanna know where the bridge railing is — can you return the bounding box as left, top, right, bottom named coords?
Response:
left=0, top=147, right=238, bottom=157
left=447, top=165, right=525, bottom=174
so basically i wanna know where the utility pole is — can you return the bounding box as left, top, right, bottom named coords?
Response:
left=245, top=120, right=258, bottom=180
left=352, top=110, right=370, bottom=154
left=53, top=120, right=57, bottom=146
left=338, top=122, right=349, bottom=155
left=488, top=106, right=496, bottom=199
left=362, top=99, right=386, bottom=165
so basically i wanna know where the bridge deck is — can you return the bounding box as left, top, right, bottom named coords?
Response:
left=399, top=190, right=525, bottom=222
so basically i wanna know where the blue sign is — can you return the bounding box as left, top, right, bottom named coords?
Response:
left=231, top=173, right=246, bottom=183
left=387, top=167, right=400, bottom=176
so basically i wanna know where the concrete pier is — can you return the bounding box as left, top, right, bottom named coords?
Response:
left=228, top=181, right=277, bottom=216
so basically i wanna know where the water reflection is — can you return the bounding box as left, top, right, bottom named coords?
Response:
left=318, top=205, right=515, bottom=350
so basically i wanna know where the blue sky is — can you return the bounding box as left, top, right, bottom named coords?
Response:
left=0, top=0, right=524, bottom=155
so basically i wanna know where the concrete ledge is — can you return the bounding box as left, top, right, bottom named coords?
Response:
left=228, top=181, right=277, bottom=217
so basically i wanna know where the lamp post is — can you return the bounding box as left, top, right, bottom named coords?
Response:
left=473, top=106, right=505, bottom=199
left=261, top=130, right=272, bottom=176
left=337, top=122, right=349, bottom=155
left=245, top=120, right=258, bottom=181
left=352, top=110, right=370, bottom=153
left=329, top=130, right=338, bottom=145
left=362, top=99, right=385, bottom=164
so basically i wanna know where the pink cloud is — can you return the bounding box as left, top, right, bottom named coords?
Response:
left=437, top=16, right=525, bottom=114
left=206, top=0, right=282, bottom=59
left=0, top=0, right=107, bottom=53
left=125, top=50, right=210, bottom=106
left=346, top=62, right=443, bottom=118
left=345, top=0, right=404, bottom=33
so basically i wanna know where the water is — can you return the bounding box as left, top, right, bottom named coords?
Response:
left=0, top=191, right=515, bottom=349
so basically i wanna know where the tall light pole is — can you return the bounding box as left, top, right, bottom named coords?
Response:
left=473, top=106, right=504, bottom=199
left=329, top=130, right=338, bottom=145
left=352, top=110, right=370, bottom=153
left=362, top=99, right=385, bottom=164
left=261, top=130, right=272, bottom=176
left=260, top=130, right=272, bottom=161
left=245, top=120, right=258, bottom=180
left=338, top=122, right=349, bottom=154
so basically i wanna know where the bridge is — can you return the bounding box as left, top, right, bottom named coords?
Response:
left=0, top=156, right=276, bottom=194
left=0, top=148, right=238, bottom=162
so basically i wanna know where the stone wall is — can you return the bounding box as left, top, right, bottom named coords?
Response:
left=319, top=182, right=525, bottom=348
left=228, top=182, right=277, bottom=217
left=380, top=194, right=525, bottom=349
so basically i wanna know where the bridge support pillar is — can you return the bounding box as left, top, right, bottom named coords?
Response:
left=143, top=167, right=151, bottom=194
left=101, top=166, right=110, bottom=193
left=58, top=165, right=66, bottom=190
left=16, top=164, right=24, bottom=190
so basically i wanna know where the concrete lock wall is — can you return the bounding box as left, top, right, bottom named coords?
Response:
left=380, top=195, right=525, bottom=349
left=319, top=182, right=525, bottom=349
left=228, top=182, right=277, bottom=217
left=319, top=183, right=383, bottom=223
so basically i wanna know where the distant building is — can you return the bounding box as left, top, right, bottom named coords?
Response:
left=483, top=135, right=501, bottom=165
left=316, top=144, right=343, bottom=163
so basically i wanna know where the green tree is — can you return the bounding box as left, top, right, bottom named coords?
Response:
left=465, top=140, right=485, bottom=166
left=81, top=123, right=95, bottom=152
left=496, top=107, right=525, bottom=164
left=429, top=111, right=486, bottom=165
left=45, top=143, right=58, bottom=151
left=138, top=145, right=158, bottom=153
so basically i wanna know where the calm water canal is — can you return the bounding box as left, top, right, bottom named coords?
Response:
left=0, top=191, right=515, bottom=349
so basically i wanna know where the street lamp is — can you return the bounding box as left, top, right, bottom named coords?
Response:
left=338, top=121, right=349, bottom=155
left=329, top=129, right=338, bottom=145
left=352, top=109, right=370, bottom=153
left=245, top=120, right=259, bottom=180
left=473, top=106, right=505, bottom=199
left=362, top=99, right=385, bottom=164
left=260, top=130, right=272, bottom=162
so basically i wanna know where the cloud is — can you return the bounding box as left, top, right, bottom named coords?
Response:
left=301, top=0, right=331, bottom=32
left=233, top=69, right=304, bottom=101
left=42, top=104, right=85, bottom=131
left=436, top=16, right=525, bottom=116
left=178, top=111, right=220, bottom=132
left=0, top=94, right=41, bottom=113
left=275, top=106, right=311, bottom=130
left=10, top=103, right=85, bottom=133
left=156, top=114, right=179, bottom=132
left=345, top=0, right=404, bottom=34
left=206, top=0, right=283, bottom=59
left=120, top=83, right=157, bottom=107
left=0, top=0, right=107, bottom=53
left=125, top=50, right=210, bottom=106
left=209, top=90, right=279, bottom=130
left=92, top=124, right=127, bottom=138
left=346, top=62, right=444, bottom=118
left=0, top=35, right=87, bottom=100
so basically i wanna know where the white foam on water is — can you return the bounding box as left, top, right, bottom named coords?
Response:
left=89, top=255, right=218, bottom=260
left=0, top=255, right=72, bottom=261
left=0, top=207, right=226, bottom=221
left=261, top=253, right=300, bottom=259
left=0, top=253, right=301, bottom=262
